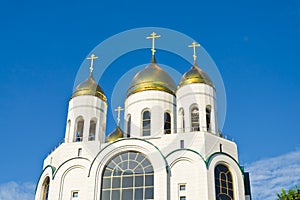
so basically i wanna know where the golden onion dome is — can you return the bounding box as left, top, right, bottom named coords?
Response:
left=107, top=126, right=124, bottom=142
left=71, top=75, right=107, bottom=102
left=178, top=64, right=214, bottom=89
left=126, top=57, right=176, bottom=97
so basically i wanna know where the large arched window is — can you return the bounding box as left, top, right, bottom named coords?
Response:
left=206, top=105, right=211, bottom=132
left=75, top=118, right=84, bottom=142
left=178, top=108, right=185, bottom=133
left=101, top=151, right=154, bottom=200
left=164, top=112, right=171, bottom=134
left=127, top=115, right=131, bottom=138
left=191, top=106, right=200, bottom=131
left=215, top=164, right=234, bottom=200
left=41, top=176, right=50, bottom=200
left=89, top=119, right=97, bottom=141
left=142, top=110, right=151, bottom=136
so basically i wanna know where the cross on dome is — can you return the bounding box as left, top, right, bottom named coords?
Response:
left=87, top=54, right=98, bottom=75
left=188, top=42, right=200, bottom=64
left=114, top=106, right=124, bottom=126
left=146, top=32, right=161, bottom=56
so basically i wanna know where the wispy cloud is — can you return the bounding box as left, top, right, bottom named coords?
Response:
left=0, top=181, right=35, bottom=200
left=246, top=150, right=300, bottom=200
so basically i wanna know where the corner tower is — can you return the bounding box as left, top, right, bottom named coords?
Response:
left=65, top=54, right=108, bottom=144
left=176, top=42, right=218, bottom=134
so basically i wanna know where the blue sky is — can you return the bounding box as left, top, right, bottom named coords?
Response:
left=0, top=0, right=299, bottom=199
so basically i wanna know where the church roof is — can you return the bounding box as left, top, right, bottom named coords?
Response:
left=107, top=126, right=124, bottom=142
left=126, top=56, right=176, bottom=97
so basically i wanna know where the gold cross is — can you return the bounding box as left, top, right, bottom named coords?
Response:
left=188, top=42, right=200, bottom=64
left=146, top=32, right=161, bottom=56
left=114, top=106, right=124, bottom=126
left=87, top=54, right=98, bottom=75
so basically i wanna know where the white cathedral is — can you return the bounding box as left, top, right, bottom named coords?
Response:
left=35, top=33, right=251, bottom=200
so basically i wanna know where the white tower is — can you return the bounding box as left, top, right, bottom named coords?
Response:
left=176, top=42, right=218, bottom=134
left=124, top=32, right=177, bottom=137
left=65, top=54, right=108, bottom=144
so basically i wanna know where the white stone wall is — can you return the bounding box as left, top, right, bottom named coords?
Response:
left=65, top=96, right=107, bottom=143
left=124, top=90, right=176, bottom=137
left=176, top=83, right=218, bottom=135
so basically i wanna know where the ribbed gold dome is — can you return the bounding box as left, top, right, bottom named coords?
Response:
left=126, top=57, right=176, bottom=97
left=178, top=64, right=214, bottom=89
left=71, top=75, right=107, bottom=101
left=107, top=126, right=123, bottom=142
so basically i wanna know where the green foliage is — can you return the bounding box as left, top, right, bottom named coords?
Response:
left=277, top=186, right=300, bottom=200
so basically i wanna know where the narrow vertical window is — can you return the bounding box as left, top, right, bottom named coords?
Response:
left=127, top=115, right=131, bottom=138
left=75, top=118, right=84, bottom=142
left=142, top=110, right=151, bottom=136
left=178, top=108, right=185, bottom=133
left=67, top=120, right=71, bottom=141
left=41, top=177, right=50, bottom=200
left=89, top=120, right=96, bottom=141
left=78, top=148, right=82, bottom=156
left=180, top=140, right=184, bottom=149
left=191, top=106, right=200, bottom=131
left=206, top=105, right=211, bottom=132
left=164, top=112, right=171, bottom=134
left=215, top=164, right=234, bottom=200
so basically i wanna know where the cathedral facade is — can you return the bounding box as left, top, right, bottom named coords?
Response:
left=35, top=35, right=251, bottom=200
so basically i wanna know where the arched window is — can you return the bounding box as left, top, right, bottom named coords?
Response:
left=89, top=119, right=96, bottom=141
left=66, top=120, right=71, bottom=141
left=215, top=164, right=234, bottom=200
left=142, top=110, right=151, bottom=136
left=41, top=176, right=50, bottom=200
left=164, top=112, right=171, bottom=134
left=178, top=108, right=185, bottom=133
left=191, top=106, right=200, bottom=131
left=127, top=115, right=131, bottom=138
left=206, top=105, right=211, bottom=132
left=75, top=118, right=84, bottom=142
left=101, top=151, right=154, bottom=200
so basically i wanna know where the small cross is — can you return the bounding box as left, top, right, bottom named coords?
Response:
left=188, top=42, right=200, bottom=64
left=87, top=54, right=98, bottom=75
left=146, top=32, right=161, bottom=56
left=114, top=106, right=124, bottom=126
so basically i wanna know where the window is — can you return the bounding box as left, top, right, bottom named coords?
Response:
left=67, top=120, right=71, bottom=141
left=215, top=164, right=234, bottom=200
left=178, top=108, right=185, bottom=133
left=78, top=148, right=82, bottom=156
left=179, top=184, right=186, bottom=191
left=89, top=120, right=96, bottom=141
left=75, top=118, right=84, bottom=142
left=101, top=151, right=154, bottom=200
left=164, top=112, right=171, bottom=134
left=180, top=197, right=186, bottom=200
left=72, top=191, right=79, bottom=198
left=180, top=140, right=184, bottom=149
left=191, top=106, right=200, bottom=131
left=142, top=110, right=151, bottom=136
left=41, top=177, right=50, bottom=200
left=127, top=115, right=131, bottom=138
left=206, top=105, right=211, bottom=132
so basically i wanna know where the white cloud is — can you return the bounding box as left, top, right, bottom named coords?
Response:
left=246, top=150, right=300, bottom=200
left=0, top=181, right=35, bottom=200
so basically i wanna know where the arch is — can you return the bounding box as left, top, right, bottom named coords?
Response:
left=142, top=110, right=151, bottom=136
left=206, top=105, right=212, bottom=132
left=89, top=118, right=97, bottom=141
left=101, top=151, right=154, bottom=200
left=41, top=176, right=50, bottom=200
left=164, top=112, right=171, bottom=134
left=74, top=116, right=84, bottom=142
left=214, top=164, right=234, bottom=200
left=127, top=115, right=131, bottom=138
left=178, top=108, right=185, bottom=133
left=190, top=104, right=200, bottom=132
